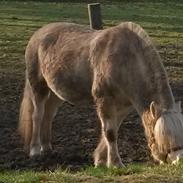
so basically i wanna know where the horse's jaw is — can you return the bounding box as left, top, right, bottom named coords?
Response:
left=167, top=149, right=183, bottom=165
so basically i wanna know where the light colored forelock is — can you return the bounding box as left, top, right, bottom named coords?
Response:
left=154, top=112, right=183, bottom=153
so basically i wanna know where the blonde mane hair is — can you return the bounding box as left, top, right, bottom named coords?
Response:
left=154, top=106, right=183, bottom=154
left=142, top=101, right=183, bottom=163
left=119, top=22, right=152, bottom=47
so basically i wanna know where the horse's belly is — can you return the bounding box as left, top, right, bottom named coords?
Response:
left=54, top=86, right=93, bottom=105
left=46, top=73, right=93, bottom=105
left=41, top=46, right=93, bottom=104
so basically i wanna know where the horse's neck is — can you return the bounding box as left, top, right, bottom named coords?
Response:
left=138, top=91, right=174, bottom=118
left=137, top=82, right=174, bottom=148
left=131, top=82, right=174, bottom=118
left=131, top=47, right=175, bottom=116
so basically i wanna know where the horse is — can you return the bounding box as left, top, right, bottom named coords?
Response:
left=18, top=21, right=183, bottom=167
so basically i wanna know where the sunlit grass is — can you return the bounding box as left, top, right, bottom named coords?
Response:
left=1, top=161, right=183, bottom=183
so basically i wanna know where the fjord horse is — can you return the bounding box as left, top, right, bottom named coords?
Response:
left=19, top=22, right=183, bottom=167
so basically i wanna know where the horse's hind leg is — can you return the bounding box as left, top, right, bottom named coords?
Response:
left=40, top=92, right=62, bottom=154
left=30, top=98, right=46, bottom=157
left=29, top=82, right=49, bottom=157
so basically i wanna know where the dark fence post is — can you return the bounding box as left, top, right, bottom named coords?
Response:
left=88, top=3, right=103, bottom=30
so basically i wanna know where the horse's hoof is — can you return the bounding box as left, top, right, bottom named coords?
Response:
left=29, top=146, right=41, bottom=157
left=94, top=159, right=106, bottom=167
left=107, top=161, right=125, bottom=168
left=116, top=162, right=126, bottom=168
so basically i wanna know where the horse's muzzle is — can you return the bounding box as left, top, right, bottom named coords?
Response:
left=167, top=148, right=183, bottom=164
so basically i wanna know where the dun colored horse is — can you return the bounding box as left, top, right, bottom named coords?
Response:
left=19, top=22, right=183, bottom=167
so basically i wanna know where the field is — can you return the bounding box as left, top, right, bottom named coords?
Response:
left=0, top=1, right=183, bottom=182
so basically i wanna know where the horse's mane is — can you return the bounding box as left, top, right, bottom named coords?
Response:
left=118, top=22, right=152, bottom=48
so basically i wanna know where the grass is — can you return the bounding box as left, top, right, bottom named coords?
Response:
left=1, top=162, right=183, bottom=183
left=0, top=1, right=183, bottom=182
left=0, top=1, right=182, bottom=80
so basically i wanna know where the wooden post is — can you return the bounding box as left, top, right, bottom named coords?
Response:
left=88, top=3, right=103, bottom=30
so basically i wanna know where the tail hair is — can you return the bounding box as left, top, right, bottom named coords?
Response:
left=18, top=79, right=33, bottom=149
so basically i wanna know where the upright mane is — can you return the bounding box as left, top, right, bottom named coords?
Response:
left=119, top=22, right=152, bottom=47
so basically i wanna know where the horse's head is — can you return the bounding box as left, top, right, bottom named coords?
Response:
left=143, top=101, right=183, bottom=164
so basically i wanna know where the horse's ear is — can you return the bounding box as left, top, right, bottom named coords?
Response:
left=175, top=101, right=182, bottom=113
left=150, top=101, right=158, bottom=120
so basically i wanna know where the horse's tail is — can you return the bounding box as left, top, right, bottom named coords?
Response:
left=18, top=78, right=33, bottom=149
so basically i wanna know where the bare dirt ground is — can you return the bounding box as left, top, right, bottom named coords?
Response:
left=0, top=52, right=182, bottom=171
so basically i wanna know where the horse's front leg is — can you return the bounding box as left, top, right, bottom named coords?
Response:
left=95, top=101, right=125, bottom=168
left=94, top=135, right=107, bottom=167
left=103, top=120, right=124, bottom=168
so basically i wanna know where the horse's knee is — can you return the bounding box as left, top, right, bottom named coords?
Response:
left=103, top=126, right=117, bottom=144
left=32, top=113, right=42, bottom=123
left=106, top=129, right=116, bottom=143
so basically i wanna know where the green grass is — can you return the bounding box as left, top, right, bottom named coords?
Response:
left=1, top=162, right=183, bottom=183
left=0, top=1, right=182, bottom=43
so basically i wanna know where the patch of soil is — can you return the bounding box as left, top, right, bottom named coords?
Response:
left=0, top=71, right=182, bottom=171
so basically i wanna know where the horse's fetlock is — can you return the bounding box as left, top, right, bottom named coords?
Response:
left=29, top=144, right=41, bottom=157
left=107, top=156, right=124, bottom=168
left=41, top=143, right=52, bottom=153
